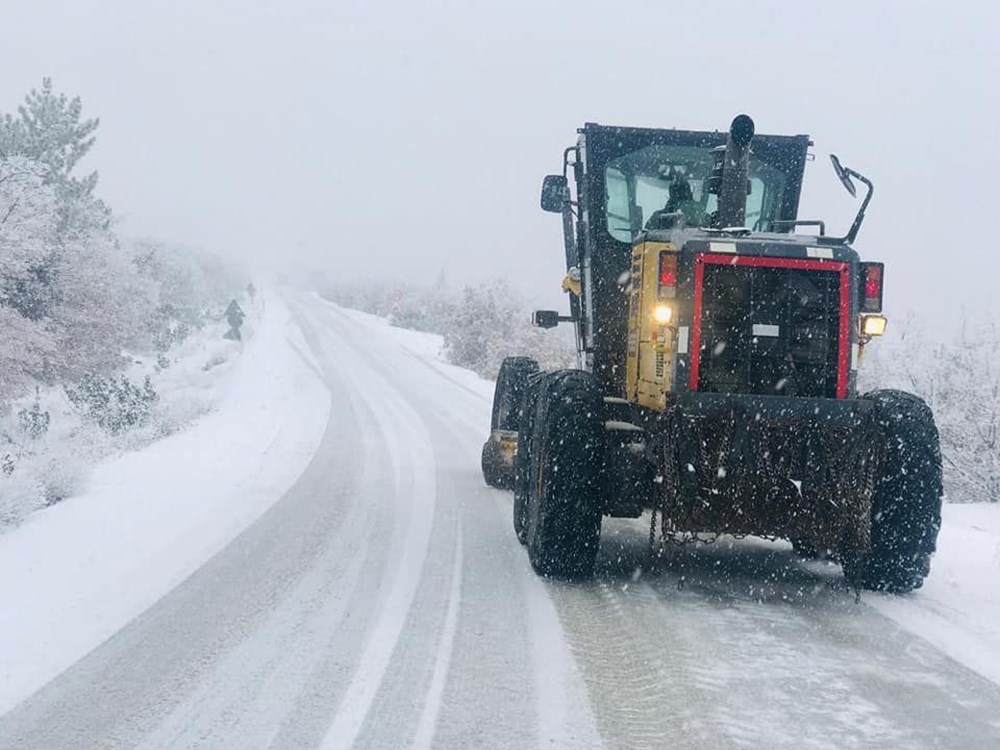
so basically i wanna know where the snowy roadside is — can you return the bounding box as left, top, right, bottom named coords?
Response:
left=0, top=291, right=331, bottom=715
left=328, top=298, right=1000, bottom=688
left=330, top=298, right=495, bottom=402
left=868, top=504, right=1000, bottom=686
left=1, top=297, right=257, bottom=529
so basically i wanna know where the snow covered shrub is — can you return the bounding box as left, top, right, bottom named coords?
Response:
left=17, top=389, right=49, bottom=440
left=0, top=473, right=46, bottom=527
left=324, top=277, right=577, bottom=379
left=388, top=281, right=458, bottom=334
left=150, top=305, right=193, bottom=351
left=442, top=280, right=576, bottom=378
left=931, top=331, right=1000, bottom=503
left=323, top=278, right=453, bottom=331
left=441, top=282, right=509, bottom=375
left=861, top=314, right=1000, bottom=503
left=0, top=439, right=87, bottom=520
left=130, top=238, right=246, bottom=352
left=36, top=450, right=85, bottom=506
left=66, top=374, right=159, bottom=435
left=322, top=281, right=394, bottom=317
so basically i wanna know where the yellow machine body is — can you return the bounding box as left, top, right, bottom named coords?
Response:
left=625, top=240, right=677, bottom=412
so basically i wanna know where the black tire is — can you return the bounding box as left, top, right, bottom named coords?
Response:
left=490, top=357, right=540, bottom=431
left=481, top=357, right=540, bottom=490
left=481, top=440, right=507, bottom=489
left=525, top=371, right=605, bottom=578
left=512, top=378, right=542, bottom=544
left=860, top=389, right=943, bottom=593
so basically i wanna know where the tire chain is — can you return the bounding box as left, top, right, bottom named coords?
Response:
left=651, top=405, right=885, bottom=574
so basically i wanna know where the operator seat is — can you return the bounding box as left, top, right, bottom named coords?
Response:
left=646, top=177, right=703, bottom=230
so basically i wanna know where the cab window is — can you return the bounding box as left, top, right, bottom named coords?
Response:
left=603, top=145, right=786, bottom=242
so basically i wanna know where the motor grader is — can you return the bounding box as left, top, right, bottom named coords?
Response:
left=481, top=115, right=942, bottom=592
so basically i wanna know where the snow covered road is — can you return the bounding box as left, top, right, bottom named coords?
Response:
left=1, top=293, right=999, bottom=749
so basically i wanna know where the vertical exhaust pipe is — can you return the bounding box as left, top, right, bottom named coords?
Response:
left=714, top=114, right=755, bottom=229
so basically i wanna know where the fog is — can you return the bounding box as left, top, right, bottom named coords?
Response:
left=2, top=0, right=997, bottom=320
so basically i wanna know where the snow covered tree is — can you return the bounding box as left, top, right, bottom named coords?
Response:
left=444, top=282, right=512, bottom=375
left=441, top=280, right=576, bottom=378
left=0, top=156, right=59, bottom=316
left=0, top=82, right=174, bottom=399
left=323, top=277, right=578, bottom=379
left=128, top=237, right=246, bottom=351
left=862, top=315, right=1000, bottom=503
left=0, top=157, right=57, bottom=400
left=0, top=80, right=130, bottom=392
left=0, top=78, right=108, bottom=232
left=46, top=228, right=156, bottom=381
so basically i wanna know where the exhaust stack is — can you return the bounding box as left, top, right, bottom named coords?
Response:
left=712, top=114, right=755, bottom=229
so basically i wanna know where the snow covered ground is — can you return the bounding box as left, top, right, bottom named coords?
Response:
left=0, top=290, right=330, bottom=714
left=870, top=504, right=1000, bottom=686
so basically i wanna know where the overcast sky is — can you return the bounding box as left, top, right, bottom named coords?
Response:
left=2, top=0, right=997, bottom=321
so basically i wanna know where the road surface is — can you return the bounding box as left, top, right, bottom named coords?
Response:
left=2, top=293, right=999, bottom=749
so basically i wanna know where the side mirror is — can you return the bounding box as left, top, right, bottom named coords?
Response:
left=830, top=154, right=857, bottom=198
left=829, top=155, right=874, bottom=244
left=540, top=175, right=568, bottom=213
left=531, top=310, right=561, bottom=329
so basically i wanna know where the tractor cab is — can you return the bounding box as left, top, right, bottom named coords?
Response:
left=538, top=116, right=882, bottom=405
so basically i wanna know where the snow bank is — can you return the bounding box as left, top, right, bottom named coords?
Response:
left=0, top=301, right=251, bottom=529
left=871, top=504, right=1000, bottom=686
left=0, top=291, right=330, bottom=715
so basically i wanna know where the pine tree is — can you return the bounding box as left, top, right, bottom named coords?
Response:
left=0, top=78, right=110, bottom=233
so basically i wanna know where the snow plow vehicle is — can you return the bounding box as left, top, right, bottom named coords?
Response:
left=481, top=115, right=942, bottom=592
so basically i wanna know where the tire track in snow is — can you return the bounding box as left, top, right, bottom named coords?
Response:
left=314, top=309, right=438, bottom=750
left=131, top=313, right=396, bottom=750
left=483, top=494, right=605, bottom=750
left=411, top=520, right=464, bottom=750
left=322, top=300, right=604, bottom=749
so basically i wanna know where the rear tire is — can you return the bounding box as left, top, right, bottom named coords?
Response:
left=491, top=357, right=540, bottom=432
left=481, top=357, right=540, bottom=489
left=512, top=379, right=541, bottom=544
left=525, top=371, right=605, bottom=578
left=860, top=389, right=943, bottom=593
left=481, top=440, right=506, bottom=489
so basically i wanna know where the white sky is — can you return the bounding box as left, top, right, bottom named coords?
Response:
left=2, top=0, right=997, bottom=321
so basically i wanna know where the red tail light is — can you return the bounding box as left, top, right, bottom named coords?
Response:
left=658, top=252, right=677, bottom=297
left=860, top=262, right=884, bottom=312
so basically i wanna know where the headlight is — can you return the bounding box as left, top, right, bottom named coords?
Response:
left=653, top=304, right=673, bottom=324
left=861, top=314, right=887, bottom=337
